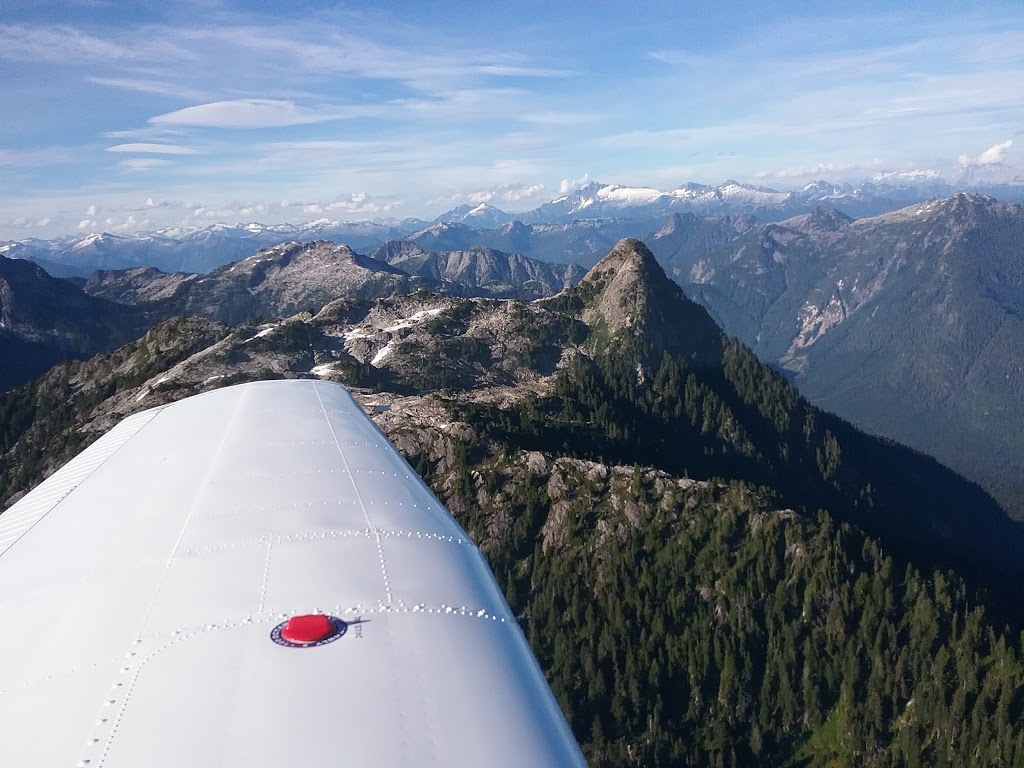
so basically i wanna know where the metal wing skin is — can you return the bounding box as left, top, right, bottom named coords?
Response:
left=0, top=380, right=587, bottom=767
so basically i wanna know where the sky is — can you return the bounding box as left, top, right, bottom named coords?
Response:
left=1, top=0, right=1023, bottom=238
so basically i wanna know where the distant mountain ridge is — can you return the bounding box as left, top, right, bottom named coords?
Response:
left=431, top=176, right=1024, bottom=225
left=370, top=241, right=584, bottom=297
left=7, top=175, right=1024, bottom=277
left=83, top=240, right=583, bottom=322
left=0, top=255, right=150, bottom=390
left=0, top=219, right=428, bottom=276
left=656, top=193, right=1024, bottom=517
left=2, top=240, right=582, bottom=392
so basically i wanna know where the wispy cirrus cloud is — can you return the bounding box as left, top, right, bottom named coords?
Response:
left=88, top=76, right=209, bottom=101
left=0, top=23, right=192, bottom=63
left=148, top=99, right=378, bottom=128
left=0, top=24, right=130, bottom=61
left=106, top=142, right=198, bottom=154
left=117, top=158, right=172, bottom=171
left=519, top=111, right=596, bottom=126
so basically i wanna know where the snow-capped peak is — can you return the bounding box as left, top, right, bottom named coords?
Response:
left=594, top=184, right=664, bottom=205
left=871, top=170, right=941, bottom=183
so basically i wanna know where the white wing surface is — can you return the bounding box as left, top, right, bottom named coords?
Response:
left=0, top=380, right=587, bottom=767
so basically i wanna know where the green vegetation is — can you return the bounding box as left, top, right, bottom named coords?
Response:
left=424, top=334, right=1024, bottom=766
left=669, top=199, right=1024, bottom=518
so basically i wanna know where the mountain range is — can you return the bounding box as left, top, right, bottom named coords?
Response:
left=0, top=241, right=582, bottom=391
left=4, top=238, right=1024, bottom=765
left=650, top=193, right=1024, bottom=518
left=434, top=175, right=1024, bottom=225
left=6, top=186, right=1023, bottom=525
left=7, top=175, right=1023, bottom=277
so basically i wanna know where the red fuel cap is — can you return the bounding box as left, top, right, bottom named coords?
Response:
left=280, top=614, right=336, bottom=644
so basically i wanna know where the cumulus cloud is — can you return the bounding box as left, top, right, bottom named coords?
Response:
left=86, top=204, right=98, bottom=216
left=427, top=183, right=546, bottom=209
left=149, top=99, right=362, bottom=129
left=300, top=193, right=393, bottom=217
left=961, top=139, right=1014, bottom=166
left=502, top=183, right=544, bottom=202
left=106, top=143, right=197, bottom=155
left=756, top=159, right=883, bottom=180
left=558, top=173, right=592, bottom=195
left=77, top=219, right=96, bottom=229
left=103, top=215, right=150, bottom=232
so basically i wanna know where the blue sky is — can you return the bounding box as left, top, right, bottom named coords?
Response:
left=1, top=0, right=1022, bottom=237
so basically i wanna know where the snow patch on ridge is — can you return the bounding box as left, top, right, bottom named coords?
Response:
left=371, top=343, right=393, bottom=366
left=383, top=307, right=444, bottom=332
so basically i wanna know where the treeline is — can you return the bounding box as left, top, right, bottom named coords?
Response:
left=427, top=327, right=1024, bottom=765
left=429, top=426, right=1024, bottom=766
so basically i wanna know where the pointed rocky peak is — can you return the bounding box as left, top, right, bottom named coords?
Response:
left=207, top=241, right=408, bottom=291
left=370, top=240, right=429, bottom=265
left=782, top=206, right=853, bottom=233
left=654, top=212, right=700, bottom=238
left=575, top=238, right=724, bottom=365
left=498, top=220, right=531, bottom=235
left=871, top=192, right=1007, bottom=229
left=939, top=191, right=998, bottom=217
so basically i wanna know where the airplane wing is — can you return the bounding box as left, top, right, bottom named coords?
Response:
left=0, top=380, right=587, bottom=767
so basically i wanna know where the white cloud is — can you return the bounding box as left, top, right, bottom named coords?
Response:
left=977, top=139, right=1013, bottom=165
left=102, top=214, right=150, bottom=232
left=87, top=76, right=207, bottom=100
left=106, top=143, right=198, bottom=155
left=77, top=219, right=96, bottom=229
left=647, top=49, right=713, bottom=68
left=427, top=182, right=547, bottom=210
left=756, top=159, right=884, bottom=179
left=117, top=158, right=172, bottom=171
left=297, top=193, right=389, bottom=217
left=475, top=65, right=574, bottom=78
left=149, top=99, right=359, bottom=128
left=558, top=173, right=592, bottom=195
left=86, top=204, right=98, bottom=216
left=502, top=183, right=544, bottom=202
left=0, top=24, right=128, bottom=62
left=182, top=26, right=571, bottom=90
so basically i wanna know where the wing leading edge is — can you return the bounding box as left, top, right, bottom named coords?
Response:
left=0, top=380, right=587, bottom=767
